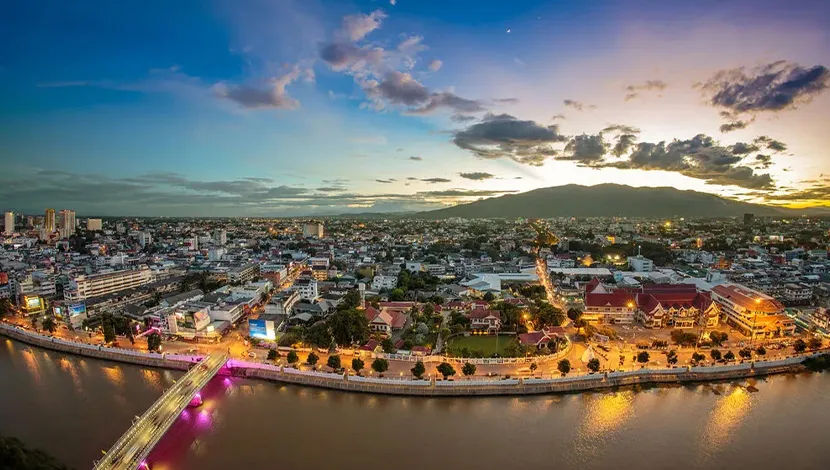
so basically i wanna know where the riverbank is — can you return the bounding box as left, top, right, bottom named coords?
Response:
left=0, top=322, right=820, bottom=397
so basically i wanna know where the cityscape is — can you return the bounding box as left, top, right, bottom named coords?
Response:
left=2, top=1, right=830, bottom=470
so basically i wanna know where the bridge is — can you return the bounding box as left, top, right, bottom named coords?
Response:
left=93, top=353, right=228, bottom=470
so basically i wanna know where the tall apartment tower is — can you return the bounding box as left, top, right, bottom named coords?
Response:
left=58, top=209, right=76, bottom=238
left=3, top=211, right=14, bottom=235
left=45, top=208, right=56, bottom=232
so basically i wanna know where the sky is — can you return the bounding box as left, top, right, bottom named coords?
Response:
left=1, top=0, right=829, bottom=216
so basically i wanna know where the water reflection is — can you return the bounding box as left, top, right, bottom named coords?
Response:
left=581, top=391, right=635, bottom=437
left=701, top=386, right=752, bottom=456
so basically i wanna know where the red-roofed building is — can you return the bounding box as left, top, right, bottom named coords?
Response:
left=366, top=306, right=408, bottom=336
left=711, top=283, right=794, bottom=339
left=466, top=309, right=501, bottom=333
left=635, top=285, right=720, bottom=329
left=584, top=280, right=637, bottom=324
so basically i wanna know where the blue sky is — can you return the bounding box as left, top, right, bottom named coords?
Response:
left=1, top=0, right=829, bottom=216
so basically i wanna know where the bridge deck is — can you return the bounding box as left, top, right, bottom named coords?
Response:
left=93, top=353, right=228, bottom=470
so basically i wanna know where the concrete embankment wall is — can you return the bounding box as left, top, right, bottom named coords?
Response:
left=0, top=323, right=812, bottom=396
left=0, top=324, right=197, bottom=371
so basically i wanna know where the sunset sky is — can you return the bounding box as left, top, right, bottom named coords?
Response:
left=1, top=0, right=829, bottom=216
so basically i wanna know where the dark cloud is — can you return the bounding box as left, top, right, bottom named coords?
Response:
left=551, top=114, right=566, bottom=121
left=601, top=134, right=774, bottom=189
left=363, top=72, right=486, bottom=115
left=624, top=80, right=667, bottom=101
left=316, top=186, right=347, bottom=192
left=459, top=172, right=496, bottom=181
left=602, top=124, right=641, bottom=135
left=493, top=98, right=519, bottom=104
left=452, top=113, right=567, bottom=166
left=319, top=42, right=384, bottom=71
left=406, top=177, right=418, bottom=181
left=754, top=135, right=787, bottom=152
left=213, top=66, right=307, bottom=110
left=406, top=91, right=487, bottom=115
left=560, top=134, right=608, bottom=164
left=563, top=99, right=595, bottom=111
left=375, top=178, right=396, bottom=184
left=408, top=156, right=423, bottom=161
left=729, top=142, right=760, bottom=155
left=421, top=177, right=451, bottom=183
left=754, top=154, right=772, bottom=169
left=451, top=114, right=477, bottom=123
left=700, top=61, right=830, bottom=114
left=612, top=134, right=638, bottom=158
left=719, top=120, right=751, bottom=133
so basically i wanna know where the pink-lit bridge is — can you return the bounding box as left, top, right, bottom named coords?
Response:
left=93, top=353, right=228, bottom=470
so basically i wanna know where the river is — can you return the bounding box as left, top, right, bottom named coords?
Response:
left=2, top=337, right=830, bottom=470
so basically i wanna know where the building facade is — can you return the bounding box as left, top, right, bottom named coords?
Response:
left=711, top=283, right=795, bottom=339
left=64, top=267, right=154, bottom=301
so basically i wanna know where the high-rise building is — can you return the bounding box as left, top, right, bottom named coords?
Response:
left=87, top=218, right=103, bottom=231
left=213, top=229, right=227, bottom=246
left=3, top=211, right=14, bottom=235
left=58, top=209, right=76, bottom=238
left=45, top=208, right=55, bottom=232
left=302, top=222, right=324, bottom=238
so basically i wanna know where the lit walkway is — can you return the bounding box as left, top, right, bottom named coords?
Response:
left=93, top=353, right=228, bottom=470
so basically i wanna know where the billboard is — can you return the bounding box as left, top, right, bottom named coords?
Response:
left=249, top=318, right=276, bottom=340
left=68, top=303, right=86, bottom=317
left=22, top=296, right=45, bottom=313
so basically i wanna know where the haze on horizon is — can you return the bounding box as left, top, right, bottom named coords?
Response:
left=1, top=0, right=829, bottom=217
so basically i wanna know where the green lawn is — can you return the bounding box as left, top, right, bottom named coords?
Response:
left=446, top=334, right=517, bottom=357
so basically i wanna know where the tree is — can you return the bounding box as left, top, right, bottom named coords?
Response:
left=462, top=362, right=476, bottom=377
left=0, top=435, right=72, bottom=470
left=42, top=316, right=57, bottom=334
left=723, top=351, right=735, bottom=362
left=483, top=292, right=495, bottom=302
left=755, top=345, right=767, bottom=356
left=351, top=357, right=365, bottom=374
left=30, top=316, right=39, bottom=331
left=0, top=299, right=14, bottom=317
left=738, top=347, right=752, bottom=359
left=381, top=338, right=396, bottom=354
left=306, top=352, right=319, bottom=366
left=567, top=308, right=583, bottom=322
left=587, top=358, right=601, bottom=373
left=637, top=351, right=650, bottom=364
left=710, top=349, right=722, bottom=361
left=327, top=354, right=341, bottom=370
left=557, top=359, right=571, bottom=375
left=709, top=331, right=728, bottom=347
left=267, top=349, right=279, bottom=361
left=341, top=289, right=362, bottom=310
left=436, top=362, right=456, bottom=380
left=147, top=332, right=161, bottom=352
left=529, top=362, right=538, bottom=373
left=666, top=350, right=679, bottom=365
left=306, top=322, right=333, bottom=349
left=287, top=350, right=299, bottom=365
left=371, top=358, right=389, bottom=375
left=389, top=288, right=406, bottom=301
left=692, top=352, right=706, bottom=364
left=793, top=339, right=807, bottom=353
left=101, top=313, right=116, bottom=343
left=328, top=308, right=371, bottom=346
left=411, top=361, right=426, bottom=379
left=670, top=330, right=698, bottom=346
left=536, top=304, right=565, bottom=327
left=808, top=337, right=823, bottom=350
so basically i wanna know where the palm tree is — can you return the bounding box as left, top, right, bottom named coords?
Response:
left=30, top=316, right=39, bottom=331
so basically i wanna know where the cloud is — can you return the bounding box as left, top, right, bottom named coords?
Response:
left=729, top=142, right=760, bottom=155
left=421, top=177, right=451, bottom=183
left=398, top=35, right=426, bottom=55
left=601, top=134, right=775, bottom=189
left=452, top=113, right=567, bottom=166
left=319, top=42, right=384, bottom=71
left=418, top=189, right=518, bottom=197
left=551, top=114, right=566, bottom=121
left=560, top=134, right=608, bottom=164
left=428, top=59, right=443, bottom=71
left=213, top=64, right=310, bottom=109
left=493, top=98, right=519, bottom=104
left=602, top=124, right=641, bottom=135
left=375, top=178, right=396, bottom=183
left=754, top=155, right=772, bottom=169
left=700, top=61, right=830, bottom=115
left=563, top=99, right=595, bottom=111
left=719, top=120, right=752, bottom=133
left=316, top=186, right=347, bottom=192
left=754, top=135, right=787, bottom=152
left=342, top=9, right=387, bottom=41
left=624, top=80, right=667, bottom=101
left=363, top=71, right=486, bottom=115
left=451, top=114, right=477, bottom=123
left=459, top=172, right=496, bottom=180
left=405, top=91, right=487, bottom=115
left=408, top=156, right=423, bottom=161
left=612, top=134, right=638, bottom=158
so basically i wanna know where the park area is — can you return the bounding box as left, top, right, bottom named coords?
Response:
left=445, top=334, right=519, bottom=357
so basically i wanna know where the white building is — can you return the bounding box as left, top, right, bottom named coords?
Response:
left=213, top=229, right=227, bottom=246
left=64, top=266, right=154, bottom=301
left=3, top=211, right=14, bottom=235
left=87, top=218, right=102, bottom=231
left=137, top=231, right=152, bottom=248
left=302, top=222, right=324, bottom=238
left=208, top=248, right=226, bottom=261
left=295, top=278, right=319, bottom=301
left=628, top=255, right=654, bottom=272
left=371, top=275, right=398, bottom=291
left=58, top=209, right=76, bottom=238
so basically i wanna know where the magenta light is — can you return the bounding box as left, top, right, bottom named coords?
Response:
left=195, top=393, right=201, bottom=400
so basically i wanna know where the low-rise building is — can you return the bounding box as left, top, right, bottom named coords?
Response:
left=711, top=283, right=795, bottom=339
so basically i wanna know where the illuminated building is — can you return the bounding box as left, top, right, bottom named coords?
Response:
left=58, top=209, right=76, bottom=238
left=3, top=211, right=13, bottom=235
left=711, top=283, right=795, bottom=339
left=45, top=208, right=55, bottom=232
left=64, top=266, right=153, bottom=301
left=302, top=222, right=324, bottom=238
left=87, top=218, right=102, bottom=231
left=21, top=295, right=46, bottom=315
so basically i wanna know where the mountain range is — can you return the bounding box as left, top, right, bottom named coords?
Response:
left=418, top=184, right=828, bottom=219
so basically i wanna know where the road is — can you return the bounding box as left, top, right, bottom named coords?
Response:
left=93, top=353, right=228, bottom=470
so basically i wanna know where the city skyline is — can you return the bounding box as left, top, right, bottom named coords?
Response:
left=2, top=0, right=829, bottom=216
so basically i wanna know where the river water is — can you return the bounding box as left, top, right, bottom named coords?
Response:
left=2, top=337, right=829, bottom=470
